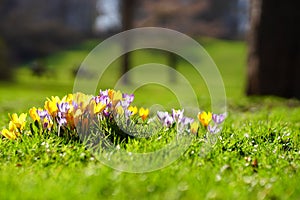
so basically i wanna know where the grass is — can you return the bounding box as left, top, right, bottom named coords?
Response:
left=1, top=37, right=300, bottom=199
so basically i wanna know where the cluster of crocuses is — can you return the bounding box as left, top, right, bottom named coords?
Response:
left=0, top=113, right=28, bottom=140
left=0, top=89, right=226, bottom=140
left=156, top=109, right=226, bottom=135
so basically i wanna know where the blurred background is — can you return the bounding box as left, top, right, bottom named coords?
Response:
left=0, top=0, right=298, bottom=114
left=0, top=0, right=248, bottom=73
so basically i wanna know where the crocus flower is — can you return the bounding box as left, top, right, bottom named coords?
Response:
left=29, top=107, right=40, bottom=121
left=73, top=92, right=92, bottom=111
left=99, top=89, right=109, bottom=97
left=116, top=99, right=130, bottom=110
left=44, top=96, right=60, bottom=117
left=8, top=121, right=17, bottom=132
left=190, top=121, right=199, bottom=135
left=1, top=113, right=27, bottom=140
left=37, top=109, right=50, bottom=120
left=57, top=102, right=70, bottom=114
left=57, top=111, right=67, bottom=126
left=37, top=109, right=53, bottom=130
left=1, top=128, right=17, bottom=140
left=122, top=93, right=134, bottom=105
left=92, top=101, right=106, bottom=115
left=164, top=114, right=174, bottom=127
left=9, top=113, right=27, bottom=131
left=56, top=102, right=73, bottom=126
left=198, top=111, right=212, bottom=127
left=72, top=100, right=79, bottom=111
left=116, top=105, right=124, bottom=115
left=139, top=107, right=149, bottom=121
left=8, top=121, right=22, bottom=137
left=157, top=111, right=169, bottom=121
left=172, top=109, right=184, bottom=122
left=61, top=94, right=73, bottom=104
left=108, top=89, right=115, bottom=99
left=212, top=113, right=226, bottom=124
left=103, top=107, right=110, bottom=117
left=179, top=116, right=194, bottom=126
left=42, top=117, right=53, bottom=130
left=157, top=111, right=174, bottom=127
left=177, top=116, right=194, bottom=133
left=124, top=108, right=133, bottom=119
left=108, top=89, right=122, bottom=106
left=95, top=94, right=111, bottom=108
left=128, top=106, right=138, bottom=116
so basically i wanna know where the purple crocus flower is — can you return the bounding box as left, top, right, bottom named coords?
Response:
left=103, top=107, right=110, bottom=117
left=177, top=116, right=194, bottom=133
left=179, top=116, right=194, bottom=126
left=212, top=113, right=226, bottom=124
left=43, top=121, right=50, bottom=129
left=157, top=111, right=168, bottom=121
left=37, top=109, right=53, bottom=130
left=99, top=89, right=109, bottom=97
left=57, top=102, right=70, bottom=113
left=72, top=101, right=79, bottom=110
left=124, top=108, right=132, bottom=119
left=122, top=93, right=134, bottom=105
left=172, top=109, right=184, bottom=122
left=93, top=95, right=101, bottom=104
left=117, top=98, right=131, bottom=109
left=37, top=109, right=50, bottom=119
left=100, top=95, right=111, bottom=108
left=57, top=111, right=67, bottom=126
left=164, top=115, right=174, bottom=127
left=56, top=102, right=71, bottom=126
left=157, top=111, right=174, bottom=128
left=96, top=90, right=113, bottom=108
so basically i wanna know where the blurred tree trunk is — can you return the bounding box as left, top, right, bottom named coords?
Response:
left=121, top=0, right=136, bottom=84
left=0, top=38, right=14, bottom=81
left=247, top=0, right=300, bottom=99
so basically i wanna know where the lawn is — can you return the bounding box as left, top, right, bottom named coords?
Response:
left=0, top=37, right=300, bottom=200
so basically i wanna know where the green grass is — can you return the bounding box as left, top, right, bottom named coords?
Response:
left=1, top=38, right=300, bottom=199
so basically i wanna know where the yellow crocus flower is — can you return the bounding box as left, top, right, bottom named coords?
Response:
left=190, top=121, right=199, bottom=134
left=116, top=106, right=124, bottom=115
left=1, top=128, right=17, bottom=140
left=139, top=107, right=149, bottom=121
left=44, top=96, right=60, bottom=116
left=108, top=89, right=115, bottom=99
left=74, top=92, right=92, bottom=111
left=62, top=94, right=73, bottom=104
left=90, top=100, right=106, bottom=115
left=96, top=102, right=106, bottom=114
left=9, top=113, right=27, bottom=131
left=8, top=121, right=17, bottom=132
left=109, top=89, right=122, bottom=106
left=128, top=106, right=138, bottom=116
left=29, top=107, right=40, bottom=121
left=197, top=111, right=212, bottom=127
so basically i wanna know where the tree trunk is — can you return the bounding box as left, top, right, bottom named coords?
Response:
left=121, top=0, right=136, bottom=84
left=247, top=0, right=300, bottom=99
